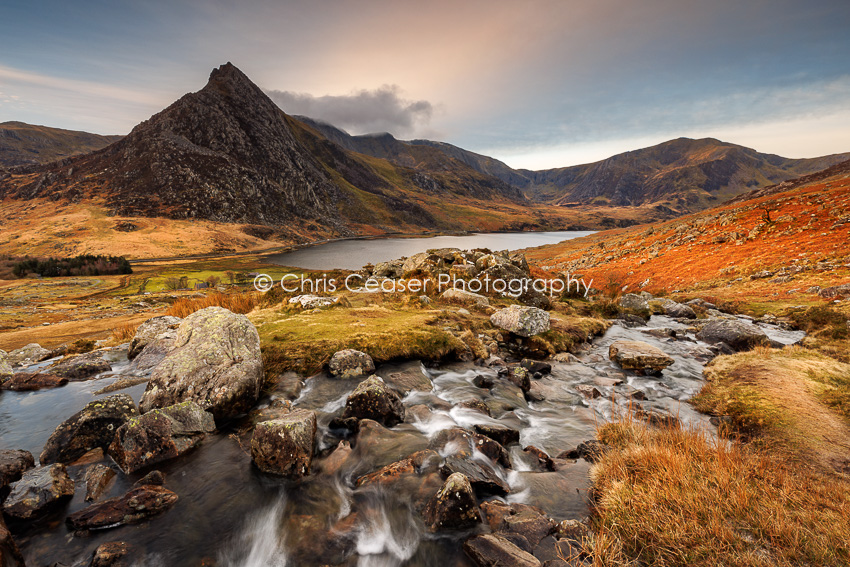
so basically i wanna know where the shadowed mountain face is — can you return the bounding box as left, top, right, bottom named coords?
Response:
left=0, top=122, right=122, bottom=167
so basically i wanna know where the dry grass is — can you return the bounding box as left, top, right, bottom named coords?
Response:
left=165, top=292, right=261, bottom=318
left=111, top=322, right=139, bottom=343
left=587, top=417, right=850, bottom=567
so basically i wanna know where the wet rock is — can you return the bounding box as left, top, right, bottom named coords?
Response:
left=558, top=440, right=608, bottom=463
left=642, top=327, right=677, bottom=339
left=40, top=394, right=139, bottom=464
left=133, top=470, right=165, bottom=487
left=318, top=440, right=353, bottom=475
left=473, top=424, right=520, bottom=446
left=108, top=401, right=215, bottom=474
left=472, top=374, right=494, bottom=389
left=66, top=485, right=178, bottom=531
left=423, top=472, right=480, bottom=530
left=593, top=375, right=623, bottom=387
left=574, top=384, right=601, bottom=400
left=617, top=293, right=649, bottom=314
left=664, top=302, right=697, bottom=319
left=140, top=307, right=264, bottom=420
left=696, top=320, right=770, bottom=352
left=615, top=384, right=647, bottom=401
left=523, top=445, right=556, bottom=471
left=521, top=359, right=552, bottom=375
left=328, top=349, right=375, bottom=379
left=4, top=464, right=75, bottom=520
left=490, top=305, right=550, bottom=337
left=383, top=367, right=432, bottom=395
left=6, top=343, right=52, bottom=367
left=89, top=541, right=132, bottom=567
left=459, top=399, right=491, bottom=416
left=552, top=352, right=580, bottom=363
left=250, top=409, right=317, bottom=478
left=464, top=533, right=542, bottom=567
left=440, top=456, right=510, bottom=496
left=93, top=376, right=149, bottom=396
left=506, top=366, right=531, bottom=392
left=50, top=352, right=112, bottom=381
left=442, top=288, right=490, bottom=307
left=0, top=450, right=34, bottom=488
left=555, top=518, right=591, bottom=542
left=2, top=371, right=68, bottom=391
left=341, top=375, right=405, bottom=427
left=429, top=428, right=511, bottom=469
left=609, top=340, right=674, bottom=375
left=0, top=515, right=25, bottom=567
left=127, top=316, right=182, bottom=359
left=84, top=464, right=116, bottom=502
left=501, top=508, right=556, bottom=547
left=356, top=449, right=440, bottom=487
left=479, top=500, right=546, bottom=531
left=249, top=399, right=292, bottom=425
left=285, top=513, right=357, bottom=566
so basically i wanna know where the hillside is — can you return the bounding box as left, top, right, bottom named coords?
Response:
left=0, top=121, right=122, bottom=167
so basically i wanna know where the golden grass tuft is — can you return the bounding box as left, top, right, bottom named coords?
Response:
left=166, top=292, right=261, bottom=318
left=110, top=322, right=139, bottom=343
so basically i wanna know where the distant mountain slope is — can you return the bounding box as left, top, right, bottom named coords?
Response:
left=0, top=122, right=122, bottom=167
left=519, top=138, right=850, bottom=213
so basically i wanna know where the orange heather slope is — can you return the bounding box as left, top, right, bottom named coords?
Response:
left=526, top=160, right=850, bottom=301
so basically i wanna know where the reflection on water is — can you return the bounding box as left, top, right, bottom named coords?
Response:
left=265, top=231, right=594, bottom=270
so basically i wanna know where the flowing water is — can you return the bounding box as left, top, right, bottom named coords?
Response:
left=0, top=317, right=804, bottom=566
left=264, top=231, right=594, bottom=270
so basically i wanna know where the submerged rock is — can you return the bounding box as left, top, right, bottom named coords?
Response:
left=423, top=472, right=480, bottom=530
left=608, top=340, right=674, bottom=375
left=127, top=316, right=182, bottom=360
left=490, top=306, right=550, bottom=338
left=464, top=533, right=542, bottom=567
left=40, top=394, right=139, bottom=464
left=89, top=541, right=133, bottom=567
left=473, top=424, right=520, bottom=447
left=140, top=307, right=263, bottom=420
left=696, top=319, right=770, bottom=352
left=108, top=401, right=215, bottom=474
left=4, top=464, right=75, bottom=520
left=0, top=515, right=25, bottom=567
left=0, top=450, right=34, bottom=488
left=66, top=485, right=178, bottom=531
left=439, top=456, right=510, bottom=496
left=1, top=372, right=68, bottom=391
left=328, top=349, right=375, bottom=379
left=341, top=375, right=405, bottom=427
left=250, top=409, right=317, bottom=478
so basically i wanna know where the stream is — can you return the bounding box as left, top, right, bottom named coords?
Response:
left=0, top=316, right=804, bottom=566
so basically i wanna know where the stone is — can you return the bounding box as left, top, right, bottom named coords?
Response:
left=328, top=349, right=375, bottom=379
left=49, top=352, right=112, bottom=381
left=383, top=368, right=432, bottom=395
left=355, top=449, right=440, bottom=487
left=4, top=464, right=75, bottom=520
left=464, top=534, right=542, bottom=567
left=5, top=343, right=52, bottom=367
left=127, top=316, right=182, bottom=359
left=429, top=428, right=511, bottom=469
left=819, top=284, right=850, bottom=299
left=439, top=456, right=510, bottom=496
left=0, top=450, right=34, bottom=489
left=1, top=372, right=68, bottom=391
left=575, top=384, right=601, bottom=399
left=288, top=294, right=339, bottom=309
left=442, top=288, right=490, bottom=307
left=140, top=307, right=264, bottom=420
left=523, top=445, right=556, bottom=471
left=609, top=340, right=674, bottom=375
left=373, top=260, right=404, bottom=279
left=473, top=424, right=520, bottom=446
left=663, top=302, right=697, bottom=319
left=89, top=542, right=133, bottom=567
left=134, top=470, right=165, bottom=487
left=108, top=401, right=215, bottom=474
left=422, top=472, right=480, bottom=530
left=506, top=366, right=531, bottom=392
left=617, top=294, right=649, bottom=314
left=558, top=440, right=608, bottom=463
left=501, top=508, right=556, bottom=547
left=0, top=515, right=25, bottom=567
left=696, top=320, right=770, bottom=352
left=616, top=385, right=646, bottom=401
left=341, top=375, right=405, bottom=427
left=66, top=485, right=178, bottom=531
left=250, top=409, right=317, bottom=478
left=40, top=394, right=139, bottom=464
left=490, top=305, right=550, bottom=338
left=402, top=252, right=441, bottom=277
left=85, top=464, right=117, bottom=502
left=459, top=399, right=491, bottom=416
left=521, top=359, right=552, bottom=375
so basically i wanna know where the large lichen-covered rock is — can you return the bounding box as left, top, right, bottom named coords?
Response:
left=463, top=533, right=542, bottom=567
left=66, top=485, right=178, bottom=530
left=490, top=305, right=550, bottom=337
left=5, top=343, right=52, bottom=367
left=250, top=409, right=317, bottom=478
left=341, top=375, right=405, bottom=427
left=127, top=316, right=182, bottom=359
left=108, top=401, right=215, bottom=473
left=0, top=449, right=34, bottom=488
left=328, top=349, right=375, bottom=379
left=609, top=340, right=674, bottom=375
left=40, top=394, right=139, bottom=464
left=696, top=319, right=770, bottom=352
left=422, top=472, right=480, bottom=531
left=139, top=307, right=263, bottom=420
left=4, top=464, right=75, bottom=520
left=441, top=288, right=490, bottom=307
left=617, top=293, right=650, bottom=314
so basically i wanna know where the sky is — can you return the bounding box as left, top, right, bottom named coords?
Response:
left=1, top=0, right=849, bottom=170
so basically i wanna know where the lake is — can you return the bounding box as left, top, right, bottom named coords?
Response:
left=265, top=231, right=594, bottom=270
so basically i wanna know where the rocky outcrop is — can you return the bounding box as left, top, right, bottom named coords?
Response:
left=5, top=343, right=52, bottom=367
left=127, top=316, right=182, bottom=359
left=66, top=485, right=178, bottom=531
left=490, top=306, right=550, bottom=337
left=341, top=375, right=405, bottom=427
left=609, top=340, right=674, bottom=375
left=140, top=307, right=263, bottom=421
left=250, top=409, right=317, bottom=478
left=3, top=464, right=75, bottom=520
left=108, top=401, right=215, bottom=474
left=663, top=301, right=697, bottom=319
left=49, top=352, right=112, bottom=381
left=819, top=283, right=850, bottom=299
left=463, top=533, right=541, bottom=567
left=328, top=349, right=375, bottom=379
left=0, top=450, right=34, bottom=489
left=696, top=320, right=770, bottom=352
left=1, top=372, right=68, bottom=391
left=441, top=288, right=490, bottom=307
left=422, top=472, right=480, bottom=530
left=40, top=394, right=138, bottom=464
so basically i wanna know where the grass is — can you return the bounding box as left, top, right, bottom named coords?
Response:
left=586, top=417, right=850, bottom=567
left=166, top=291, right=262, bottom=318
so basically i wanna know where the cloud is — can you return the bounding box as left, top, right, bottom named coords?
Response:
left=266, top=85, right=433, bottom=136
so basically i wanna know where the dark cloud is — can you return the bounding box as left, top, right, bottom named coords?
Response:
left=266, top=85, right=433, bottom=136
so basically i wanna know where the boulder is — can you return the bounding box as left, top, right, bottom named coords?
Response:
left=0, top=351, right=11, bottom=381
left=521, top=359, right=552, bottom=375
left=490, top=306, right=550, bottom=338
left=0, top=515, right=25, bottom=567
left=558, top=440, right=608, bottom=463
left=696, top=320, right=770, bottom=352
left=129, top=333, right=179, bottom=373
left=464, top=534, right=542, bottom=567
left=355, top=449, right=440, bottom=487
left=429, top=428, right=511, bottom=469
left=40, top=394, right=139, bottom=464
left=439, top=456, right=510, bottom=496
left=328, top=349, right=375, bottom=379
left=50, top=352, right=112, bottom=381
left=139, top=307, right=264, bottom=420
left=383, top=368, right=432, bottom=395
left=663, top=302, right=697, bottom=319
left=288, top=294, right=339, bottom=309
left=250, top=409, right=317, bottom=478
left=1, top=372, right=68, bottom=391
left=89, top=542, right=133, bottom=567
left=422, top=472, right=480, bottom=530
left=127, top=316, right=182, bottom=359
left=441, top=288, right=490, bottom=307
left=85, top=464, right=117, bottom=502
left=0, top=450, right=34, bottom=488
left=473, top=424, right=520, bottom=447
left=373, top=260, right=404, bottom=279
left=609, top=340, right=674, bottom=375
left=108, top=401, right=215, bottom=474
left=523, top=445, right=556, bottom=471
left=617, top=293, right=649, bottom=314
left=66, top=485, right=178, bottom=531
left=5, top=343, right=52, bottom=367
left=341, top=375, right=405, bottom=427
left=819, top=283, right=850, bottom=299
left=505, top=366, right=531, bottom=392
left=3, top=464, right=75, bottom=520
left=501, top=508, right=556, bottom=548
left=402, top=252, right=441, bottom=277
